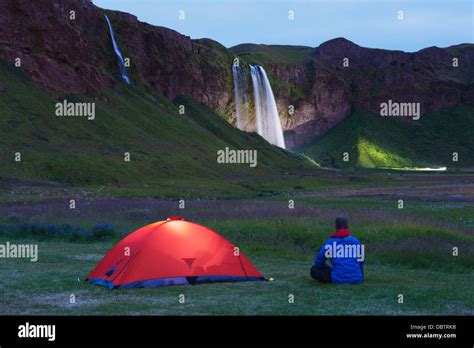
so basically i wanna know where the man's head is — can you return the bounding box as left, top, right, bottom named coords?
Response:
left=335, top=216, right=349, bottom=230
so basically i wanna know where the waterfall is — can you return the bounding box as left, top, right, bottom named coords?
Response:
left=104, top=15, right=131, bottom=84
left=249, top=65, right=285, bottom=149
left=232, top=62, right=248, bottom=130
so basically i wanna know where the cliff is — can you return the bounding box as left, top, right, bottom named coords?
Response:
left=1, top=0, right=473, bottom=150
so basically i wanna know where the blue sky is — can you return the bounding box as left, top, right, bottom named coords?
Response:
left=93, top=0, right=473, bottom=51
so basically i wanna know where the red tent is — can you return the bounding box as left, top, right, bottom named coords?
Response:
left=86, top=216, right=264, bottom=288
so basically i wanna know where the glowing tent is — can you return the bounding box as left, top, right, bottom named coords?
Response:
left=86, top=216, right=264, bottom=289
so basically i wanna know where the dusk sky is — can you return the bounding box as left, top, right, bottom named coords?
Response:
left=93, top=0, right=473, bottom=51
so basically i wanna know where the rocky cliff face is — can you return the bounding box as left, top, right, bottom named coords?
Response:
left=1, top=0, right=472, bottom=149
left=266, top=38, right=474, bottom=147
left=0, top=0, right=114, bottom=95
left=110, top=14, right=234, bottom=111
left=0, top=0, right=233, bottom=111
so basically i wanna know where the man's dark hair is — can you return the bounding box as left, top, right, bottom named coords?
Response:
left=335, top=216, right=348, bottom=229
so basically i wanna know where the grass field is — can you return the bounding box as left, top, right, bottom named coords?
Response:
left=1, top=174, right=473, bottom=315
left=296, top=105, right=474, bottom=170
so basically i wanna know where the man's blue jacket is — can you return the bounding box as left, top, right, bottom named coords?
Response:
left=314, top=229, right=364, bottom=284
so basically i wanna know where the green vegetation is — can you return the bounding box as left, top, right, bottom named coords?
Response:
left=193, top=38, right=237, bottom=93
left=0, top=59, right=324, bottom=195
left=297, top=105, right=474, bottom=170
left=230, top=44, right=315, bottom=66
left=288, top=81, right=306, bottom=105
left=357, top=138, right=412, bottom=168
left=1, top=149, right=472, bottom=315
left=1, top=196, right=473, bottom=315
left=0, top=222, right=117, bottom=242
left=1, top=242, right=472, bottom=315
left=194, top=38, right=236, bottom=69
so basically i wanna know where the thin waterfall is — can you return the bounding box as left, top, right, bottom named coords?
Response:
left=232, top=62, right=248, bottom=130
left=249, top=65, right=264, bottom=135
left=250, top=65, right=285, bottom=149
left=105, top=15, right=131, bottom=84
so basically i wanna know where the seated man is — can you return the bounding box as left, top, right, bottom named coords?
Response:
left=311, top=217, right=364, bottom=284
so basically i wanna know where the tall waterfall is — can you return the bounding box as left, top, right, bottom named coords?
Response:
left=232, top=62, right=248, bottom=130
left=249, top=65, right=285, bottom=149
left=105, top=15, right=131, bottom=84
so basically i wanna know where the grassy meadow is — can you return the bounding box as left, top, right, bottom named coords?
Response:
left=0, top=174, right=473, bottom=315
left=296, top=105, right=474, bottom=170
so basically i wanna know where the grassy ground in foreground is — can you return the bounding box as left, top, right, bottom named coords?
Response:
left=0, top=236, right=472, bottom=316
left=1, top=174, right=473, bottom=315
left=0, top=191, right=473, bottom=315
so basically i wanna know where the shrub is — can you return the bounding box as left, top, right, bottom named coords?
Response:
left=91, top=223, right=116, bottom=241
left=0, top=222, right=116, bottom=242
left=6, top=212, right=22, bottom=223
left=127, top=208, right=150, bottom=221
